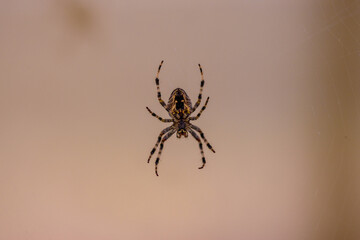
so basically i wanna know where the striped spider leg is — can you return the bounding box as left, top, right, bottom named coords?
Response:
left=146, top=107, right=173, bottom=123
left=191, top=64, right=205, bottom=113
left=190, top=124, right=216, bottom=153
left=189, top=96, right=209, bottom=121
left=147, top=126, right=174, bottom=163
left=155, top=60, right=167, bottom=109
left=154, top=129, right=176, bottom=176
left=188, top=128, right=206, bottom=169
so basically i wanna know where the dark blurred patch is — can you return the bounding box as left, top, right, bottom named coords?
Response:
left=60, top=0, right=94, bottom=35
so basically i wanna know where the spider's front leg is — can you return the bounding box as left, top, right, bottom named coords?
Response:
left=155, top=129, right=176, bottom=176
left=188, top=129, right=206, bottom=169
left=147, top=126, right=173, bottom=163
left=191, top=64, right=205, bottom=113
left=154, top=60, right=167, bottom=109
left=190, top=124, right=216, bottom=153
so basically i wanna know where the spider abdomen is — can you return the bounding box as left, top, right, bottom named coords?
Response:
left=167, top=88, right=192, bottom=119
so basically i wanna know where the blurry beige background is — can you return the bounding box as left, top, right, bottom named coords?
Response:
left=0, top=0, right=359, bottom=239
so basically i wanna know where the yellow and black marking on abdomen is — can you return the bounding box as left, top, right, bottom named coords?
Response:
left=167, top=88, right=192, bottom=119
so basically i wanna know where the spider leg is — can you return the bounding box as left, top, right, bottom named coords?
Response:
left=147, top=126, right=173, bottom=163
left=189, top=129, right=206, bottom=169
left=189, top=97, right=209, bottom=121
left=190, top=124, right=216, bottom=153
left=155, top=129, right=176, bottom=176
left=191, top=64, right=205, bottom=113
left=154, top=60, right=167, bottom=109
left=146, top=107, right=173, bottom=122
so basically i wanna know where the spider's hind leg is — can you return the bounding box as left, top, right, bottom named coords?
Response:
left=155, top=129, right=175, bottom=176
left=190, top=124, right=216, bottom=153
left=147, top=126, right=173, bottom=163
left=189, top=129, right=206, bottom=169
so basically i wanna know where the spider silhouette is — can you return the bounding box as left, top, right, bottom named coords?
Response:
left=146, top=61, right=215, bottom=176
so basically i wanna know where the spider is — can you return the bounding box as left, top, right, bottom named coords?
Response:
left=146, top=60, right=215, bottom=176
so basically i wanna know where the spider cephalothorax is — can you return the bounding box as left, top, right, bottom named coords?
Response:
left=176, top=120, right=188, bottom=138
left=146, top=60, right=215, bottom=176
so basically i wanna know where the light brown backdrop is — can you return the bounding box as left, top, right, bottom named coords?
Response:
left=0, top=0, right=359, bottom=239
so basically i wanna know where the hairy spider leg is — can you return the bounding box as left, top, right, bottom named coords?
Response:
left=190, top=124, right=216, bottom=153
left=146, top=107, right=173, bottom=122
left=155, top=129, right=176, bottom=176
left=192, top=64, right=205, bottom=113
left=189, top=97, right=210, bottom=121
left=155, top=60, right=167, bottom=109
left=189, top=129, right=206, bottom=169
left=147, top=126, right=173, bottom=163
